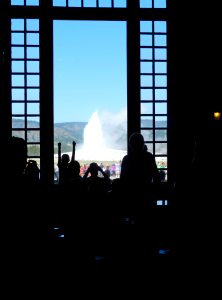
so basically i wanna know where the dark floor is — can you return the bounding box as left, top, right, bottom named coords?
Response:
left=47, top=222, right=177, bottom=294
left=47, top=221, right=221, bottom=298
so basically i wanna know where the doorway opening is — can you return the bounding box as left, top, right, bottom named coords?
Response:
left=53, top=20, right=127, bottom=180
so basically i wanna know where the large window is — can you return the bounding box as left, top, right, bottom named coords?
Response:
left=4, top=0, right=168, bottom=184
left=11, top=18, right=41, bottom=163
left=140, top=20, right=168, bottom=177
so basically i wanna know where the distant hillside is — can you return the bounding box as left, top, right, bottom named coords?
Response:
left=12, top=119, right=87, bottom=153
left=54, top=122, right=86, bottom=152
left=12, top=118, right=167, bottom=153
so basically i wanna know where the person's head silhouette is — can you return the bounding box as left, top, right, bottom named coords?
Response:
left=68, top=160, right=81, bottom=177
left=88, top=162, right=99, bottom=177
left=129, top=132, right=145, bottom=153
left=61, top=153, right=70, bottom=165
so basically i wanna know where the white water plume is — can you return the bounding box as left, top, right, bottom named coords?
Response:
left=75, top=109, right=127, bottom=161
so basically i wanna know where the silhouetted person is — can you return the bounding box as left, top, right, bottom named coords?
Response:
left=104, top=165, right=111, bottom=178
left=120, top=132, right=160, bottom=204
left=57, top=142, right=70, bottom=185
left=83, top=162, right=111, bottom=194
left=3, top=136, right=44, bottom=271
left=56, top=141, right=81, bottom=232
left=159, top=170, right=166, bottom=182
left=25, top=159, right=40, bottom=185
left=115, top=132, right=161, bottom=262
left=64, top=159, right=89, bottom=262
left=67, top=141, right=81, bottom=183
left=6, top=136, right=27, bottom=182
left=82, top=162, right=112, bottom=258
left=66, top=159, right=85, bottom=214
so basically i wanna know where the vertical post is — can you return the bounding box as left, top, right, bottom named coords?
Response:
left=0, top=0, right=12, bottom=173
left=40, top=0, right=54, bottom=185
left=127, top=0, right=141, bottom=149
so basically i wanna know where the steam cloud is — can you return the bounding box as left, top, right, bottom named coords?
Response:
left=75, top=108, right=127, bottom=161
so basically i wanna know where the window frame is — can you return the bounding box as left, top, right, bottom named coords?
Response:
left=1, top=0, right=170, bottom=186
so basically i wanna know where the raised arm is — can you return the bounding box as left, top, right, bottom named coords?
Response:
left=71, top=140, right=76, bottom=162
left=97, top=165, right=111, bottom=181
left=58, top=142, right=62, bottom=168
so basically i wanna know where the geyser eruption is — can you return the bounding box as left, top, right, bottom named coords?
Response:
left=75, top=110, right=127, bottom=161
left=82, top=111, right=106, bottom=153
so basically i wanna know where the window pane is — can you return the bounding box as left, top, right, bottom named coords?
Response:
left=27, top=75, right=40, bottom=87
left=114, top=0, right=126, bottom=8
left=154, top=34, right=167, bottom=46
left=155, top=102, right=167, bottom=114
left=12, top=102, right=25, bottom=114
left=27, top=116, right=40, bottom=127
left=27, top=47, right=40, bottom=59
left=154, top=21, right=166, bottom=33
left=27, top=61, right=40, bottom=73
left=27, top=89, right=40, bottom=101
left=53, top=0, right=66, bottom=6
left=141, top=89, right=153, bottom=100
left=140, top=0, right=152, bottom=8
left=11, top=33, right=24, bottom=45
left=27, top=103, right=39, bottom=114
left=141, top=48, right=153, bottom=60
left=68, top=0, right=81, bottom=7
left=155, top=48, right=167, bottom=60
left=141, top=129, right=153, bottom=141
left=155, top=116, right=167, bottom=127
left=26, top=0, right=39, bottom=6
left=145, top=142, right=153, bottom=153
left=27, top=19, right=39, bottom=31
left=12, top=117, right=25, bottom=128
left=12, top=75, right=25, bottom=87
left=11, top=0, right=24, bottom=6
left=156, top=157, right=167, bottom=169
left=141, top=102, right=152, bottom=114
left=27, top=130, right=40, bottom=142
left=156, top=142, right=167, bottom=155
left=26, top=33, right=39, bottom=45
left=84, top=0, right=97, bottom=7
left=155, top=75, right=167, bottom=87
left=141, top=116, right=153, bottom=128
left=140, top=21, right=152, bottom=33
left=141, top=34, right=152, bottom=46
left=12, top=47, right=24, bottom=59
left=12, top=88, right=25, bottom=100
left=141, top=62, right=153, bottom=73
left=155, top=129, right=167, bottom=141
left=28, top=144, right=40, bottom=156
left=155, top=88, right=167, bottom=100
left=155, top=62, right=167, bottom=74
left=11, top=19, right=24, bottom=30
left=141, top=75, right=153, bottom=87
left=12, top=61, right=25, bottom=73
left=154, top=0, right=166, bottom=9
left=12, top=130, right=25, bottom=139
left=99, top=0, right=112, bottom=8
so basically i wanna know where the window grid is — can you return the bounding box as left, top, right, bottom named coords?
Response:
left=11, top=0, right=40, bottom=6
left=11, top=18, right=41, bottom=165
left=52, top=0, right=126, bottom=8
left=140, top=0, right=166, bottom=9
left=140, top=20, right=168, bottom=174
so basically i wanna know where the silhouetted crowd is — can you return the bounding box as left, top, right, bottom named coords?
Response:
left=4, top=133, right=174, bottom=270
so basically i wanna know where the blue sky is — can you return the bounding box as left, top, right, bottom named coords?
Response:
left=53, top=20, right=127, bottom=123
